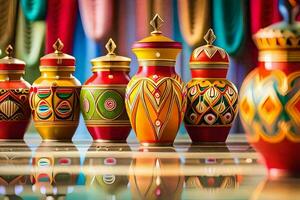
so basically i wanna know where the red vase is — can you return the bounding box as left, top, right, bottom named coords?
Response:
left=184, top=29, right=239, bottom=143
left=0, top=45, right=31, bottom=139
left=80, top=39, right=131, bottom=142
left=239, top=1, right=300, bottom=175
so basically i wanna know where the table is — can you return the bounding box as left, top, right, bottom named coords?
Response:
left=0, top=134, right=299, bottom=200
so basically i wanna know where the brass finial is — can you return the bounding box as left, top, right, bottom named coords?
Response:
left=150, top=13, right=164, bottom=34
left=105, top=38, right=116, bottom=55
left=53, top=38, right=64, bottom=54
left=204, top=29, right=216, bottom=45
left=5, top=45, right=14, bottom=58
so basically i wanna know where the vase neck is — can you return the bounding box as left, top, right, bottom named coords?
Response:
left=258, top=61, right=300, bottom=74
left=40, top=67, right=74, bottom=78
left=0, top=72, right=23, bottom=81
left=136, top=65, right=176, bottom=77
left=191, top=69, right=228, bottom=78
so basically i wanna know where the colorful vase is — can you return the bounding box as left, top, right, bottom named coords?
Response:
left=125, top=14, right=186, bottom=146
left=129, top=147, right=183, bottom=199
left=184, top=29, right=238, bottom=143
left=30, top=39, right=81, bottom=140
left=80, top=39, right=131, bottom=142
left=239, top=1, right=300, bottom=175
left=0, top=45, right=31, bottom=139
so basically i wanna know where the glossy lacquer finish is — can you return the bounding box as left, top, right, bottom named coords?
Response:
left=240, top=1, right=300, bottom=175
left=81, top=39, right=131, bottom=142
left=125, top=14, right=186, bottom=146
left=30, top=39, right=81, bottom=140
left=184, top=29, right=238, bottom=143
left=0, top=45, right=31, bottom=139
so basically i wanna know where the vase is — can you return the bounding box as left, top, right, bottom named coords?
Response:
left=239, top=1, right=300, bottom=175
left=0, top=45, right=31, bottom=139
left=125, top=14, right=186, bottom=146
left=30, top=39, right=81, bottom=140
left=184, top=29, right=238, bottom=143
left=81, top=38, right=131, bottom=142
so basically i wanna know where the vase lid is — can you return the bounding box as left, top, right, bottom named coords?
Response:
left=40, top=38, right=75, bottom=66
left=91, top=38, right=131, bottom=71
left=0, top=45, right=26, bottom=71
left=190, top=29, right=229, bottom=68
left=132, top=14, right=182, bottom=62
left=253, top=0, right=300, bottom=53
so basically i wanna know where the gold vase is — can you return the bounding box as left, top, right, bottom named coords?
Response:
left=30, top=39, right=81, bottom=140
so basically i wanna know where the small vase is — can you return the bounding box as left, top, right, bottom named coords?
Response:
left=80, top=38, right=131, bottom=142
left=239, top=1, right=300, bottom=175
left=184, top=29, right=239, bottom=143
left=30, top=39, right=81, bottom=140
left=0, top=45, right=31, bottom=139
left=125, top=14, right=186, bottom=146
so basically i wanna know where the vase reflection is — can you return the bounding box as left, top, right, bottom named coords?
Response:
left=31, top=142, right=82, bottom=199
left=251, top=177, right=300, bottom=200
left=0, top=141, right=32, bottom=199
left=84, top=143, right=132, bottom=199
left=129, top=147, right=184, bottom=200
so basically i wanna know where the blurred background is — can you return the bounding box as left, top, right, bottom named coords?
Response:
left=0, top=0, right=287, bottom=140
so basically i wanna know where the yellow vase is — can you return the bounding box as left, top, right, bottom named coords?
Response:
left=30, top=39, right=81, bottom=140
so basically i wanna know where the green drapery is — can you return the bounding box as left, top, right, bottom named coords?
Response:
left=212, top=0, right=246, bottom=55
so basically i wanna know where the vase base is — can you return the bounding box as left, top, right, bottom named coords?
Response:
left=185, top=125, right=230, bottom=143
left=88, top=126, right=131, bottom=142
left=94, top=139, right=126, bottom=143
left=140, top=142, right=173, bottom=147
left=35, top=122, right=78, bottom=141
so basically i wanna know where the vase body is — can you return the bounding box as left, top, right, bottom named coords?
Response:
left=240, top=63, right=300, bottom=174
left=0, top=45, right=31, bottom=139
left=81, top=39, right=131, bottom=142
left=30, top=39, right=81, bottom=140
left=81, top=71, right=130, bottom=141
left=125, top=14, right=186, bottom=146
left=239, top=2, right=300, bottom=175
left=126, top=65, right=186, bottom=146
left=184, top=29, right=238, bottom=143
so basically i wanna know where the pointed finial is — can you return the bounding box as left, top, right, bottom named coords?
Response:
left=105, top=38, right=117, bottom=55
left=204, top=28, right=216, bottom=45
left=5, top=45, right=14, bottom=58
left=150, top=13, right=164, bottom=34
left=53, top=38, right=64, bottom=53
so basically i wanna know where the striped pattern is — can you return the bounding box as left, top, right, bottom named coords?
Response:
left=0, top=100, right=19, bottom=118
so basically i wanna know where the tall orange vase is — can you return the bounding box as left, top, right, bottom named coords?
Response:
left=125, top=14, right=186, bottom=146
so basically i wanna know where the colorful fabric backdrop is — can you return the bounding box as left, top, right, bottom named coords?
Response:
left=0, top=0, right=286, bottom=139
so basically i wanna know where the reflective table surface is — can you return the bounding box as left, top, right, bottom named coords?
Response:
left=0, top=134, right=299, bottom=200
